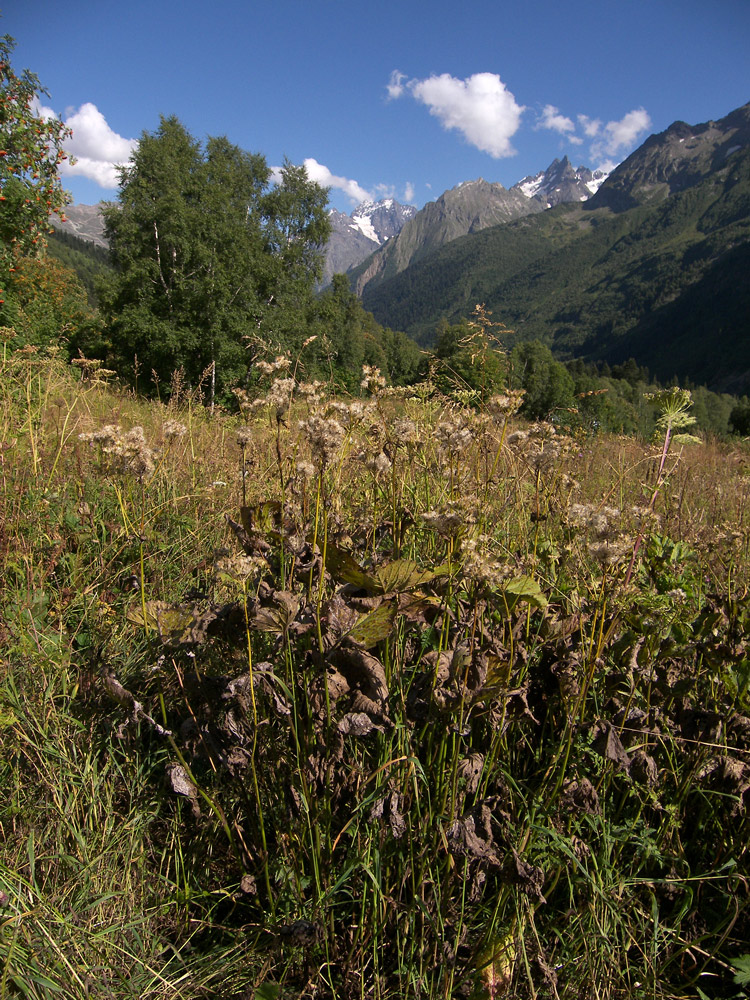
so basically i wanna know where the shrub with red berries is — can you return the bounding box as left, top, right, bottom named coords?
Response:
left=0, top=33, right=71, bottom=283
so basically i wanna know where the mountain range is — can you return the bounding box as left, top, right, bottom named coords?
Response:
left=53, top=157, right=608, bottom=289
left=358, top=102, right=750, bottom=393
left=51, top=102, right=750, bottom=393
left=349, top=159, right=608, bottom=296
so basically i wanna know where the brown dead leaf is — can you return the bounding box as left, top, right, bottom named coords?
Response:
left=447, top=804, right=502, bottom=868
left=591, top=721, right=631, bottom=773
left=327, top=643, right=388, bottom=707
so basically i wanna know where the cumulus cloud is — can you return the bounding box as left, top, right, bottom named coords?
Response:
left=403, top=181, right=415, bottom=203
left=30, top=99, right=137, bottom=188
left=535, top=101, right=652, bottom=165
left=301, top=158, right=372, bottom=205
left=390, top=71, right=525, bottom=159
left=590, top=107, right=651, bottom=161
left=538, top=104, right=575, bottom=136
left=537, top=104, right=583, bottom=145
left=577, top=114, right=602, bottom=138
left=57, top=103, right=138, bottom=188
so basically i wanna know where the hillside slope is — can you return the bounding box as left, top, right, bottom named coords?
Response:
left=361, top=103, right=750, bottom=391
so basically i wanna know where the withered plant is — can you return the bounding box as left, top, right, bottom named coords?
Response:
left=0, top=347, right=749, bottom=999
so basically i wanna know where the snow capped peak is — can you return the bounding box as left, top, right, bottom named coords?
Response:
left=584, top=169, right=610, bottom=195
left=517, top=172, right=546, bottom=199
left=334, top=198, right=417, bottom=247
left=511, top=158, right=610, bottom=208
left=350, top=209, right=380, bottom=243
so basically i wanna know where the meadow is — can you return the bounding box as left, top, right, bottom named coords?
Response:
left=1, top=340, right=749, bottom=1000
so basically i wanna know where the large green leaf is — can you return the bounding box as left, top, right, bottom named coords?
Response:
left=347, top=600, right=397, bottom=647
left=501, top=575, right=547, bottom=612
left=324, top=541, right=378, bottom=592
left=374, top=558, right=439, bottom=593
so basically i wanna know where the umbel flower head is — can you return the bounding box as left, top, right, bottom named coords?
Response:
left=646, top=388, right=697, bottom=436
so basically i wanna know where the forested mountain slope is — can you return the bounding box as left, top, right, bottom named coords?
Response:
left=361, top=103, right=750, bottom=392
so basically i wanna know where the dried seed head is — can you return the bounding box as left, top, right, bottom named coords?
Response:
left=360, top=365, right=386, bottom=394
left=268, top=377, right=295, bottom=420
left=366, top=451, right=392, bottom=477
left=236, top=426, right=254, bottom=448
left=392, top=418, right=419, bottom=446
left=587, top=536, right=632, bottom=566
left=300, top=414, right=346, bottom=469
left=461, top=534, right=512, bottom=587
left=162, top=419, right=187, bottom=440
left=486, top=390, right=525, bottom=420
left=296, top=459, right=315, bottom=480
left=436, top=416, right=473, bottom=454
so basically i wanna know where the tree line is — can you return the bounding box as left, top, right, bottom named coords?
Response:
left=1, top=33, right=748, bottom=437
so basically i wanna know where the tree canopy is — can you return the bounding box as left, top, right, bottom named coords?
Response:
left=0, top=33, right=73, bottom=323
left=100, top=116, right=331, bottom=399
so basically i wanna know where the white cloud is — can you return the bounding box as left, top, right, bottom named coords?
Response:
left=393, top=71, right=525, bottom=159
left=538, top=104, right=575, bottom=136
left=590, top=108, right=651, bottom=161
left=31, top=99, right=137, bottom=188
left=386, top=70, right=407, bottom=100
left=403, top=181, right=415, bottom=203
left=35, top=101, right=137, bottom=188
left=578, top=114, right=602, bottom=138
left=301, top=158, right=372, bottom=205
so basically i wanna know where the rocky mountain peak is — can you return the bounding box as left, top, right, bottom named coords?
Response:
left=512, top=158, right=609, bottom=207
left=588, top=101, right=750, bottom=211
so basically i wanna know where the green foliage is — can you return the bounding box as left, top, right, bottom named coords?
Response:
left=431, top=307, right=508, bottom=397
left=0, top=34, right=71, bottom=270
left=2, top=352, right=750, bottom=997
left=0, top=251, right=100, bottom=353
left=362, top=146, right=750, bottom=393
left=47, top=227, right=112, bottom=305
left=309, top=272, right=421, bottom=388
left=509, top=339, right=575, bottom=419
left=100, top=116, right=330, bottom=400
left=730, top=397, right=750, bottom=436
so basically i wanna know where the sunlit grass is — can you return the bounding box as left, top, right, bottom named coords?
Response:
left=1, top=347, right=749, bottom=998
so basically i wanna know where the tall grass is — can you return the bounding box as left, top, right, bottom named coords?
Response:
left=1, top=346, right=749, bottom=999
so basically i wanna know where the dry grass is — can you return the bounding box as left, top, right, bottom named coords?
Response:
left=1, top=348, right=749, bottom=999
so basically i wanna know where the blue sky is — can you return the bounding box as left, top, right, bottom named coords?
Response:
left=4, top=0, right=749, bottom=213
